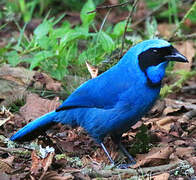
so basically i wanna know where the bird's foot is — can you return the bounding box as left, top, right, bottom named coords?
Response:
left=116, top=163, right=135, bottom=169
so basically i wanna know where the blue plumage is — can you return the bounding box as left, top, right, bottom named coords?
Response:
left=10, top=111, right=57, bottom=141
left=10, top=39, right=188, bottom=165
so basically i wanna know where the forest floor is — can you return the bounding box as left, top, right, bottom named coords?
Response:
left=0, top=0, right=196, bottom=179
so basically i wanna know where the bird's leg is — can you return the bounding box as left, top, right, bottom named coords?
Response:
left=100, top=142, right=115, bottom=165
left=111, top=135, right=136, bottom=168
left=118, top=142, right=136, bottom=165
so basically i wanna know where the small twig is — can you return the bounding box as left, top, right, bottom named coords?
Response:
left=169, top=33, right=196, bottom=42
left=131, top=0, right=169, bottom=28
left=88, top=0, right=133, bottom=14
left=120, top=0, right=139, bottom=58
left=182, top=85, right=196, bottom=92
left=152, top=129, right=186, bottom=141
left=165, top=98, right=196, bottom=111
left=183, top=109, right=196, bottom=120
left=169, top=1, right=196, bottom=40
left=0, top=146, right=30, bottom=155
left=96, top=8, right=112, bottom=44
left=82, top=161, right=183, bottom=178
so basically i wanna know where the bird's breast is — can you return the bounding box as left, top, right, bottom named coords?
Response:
left=111, top=82, right=161, bottom=134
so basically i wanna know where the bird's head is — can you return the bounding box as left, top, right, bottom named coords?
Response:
left=125, top=39, right=188, bottom=87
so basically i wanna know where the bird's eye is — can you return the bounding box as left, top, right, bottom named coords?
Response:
left=152, top=49, right=158, bottom=53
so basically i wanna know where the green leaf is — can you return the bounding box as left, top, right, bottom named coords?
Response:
left=80, top=0, right=96, bottom=27
left=112, top=21, right=128, bottom=38
left=60, top=29, right=89, bottom=47
left=7, top=51, right=20, bottom=66
left=36, top=36, right=50, bottom=49
left=145, top=17, right=157, bottom=39
left=30, top=51, right=53, bottom=70
left=99, top=32, right=115, bottom=53
left=51, top=65, right=68, bottom=80
left=50, top=21, right=71, bottom=39
left=78, top=44, right=103, bottom=64
left=34, top=21, right=52, bottom=39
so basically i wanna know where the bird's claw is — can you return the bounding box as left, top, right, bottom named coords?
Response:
left=116, top=163, right=134, bottom=169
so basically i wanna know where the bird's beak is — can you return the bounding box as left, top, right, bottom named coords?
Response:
left=164, top=49, right=188, bottom=63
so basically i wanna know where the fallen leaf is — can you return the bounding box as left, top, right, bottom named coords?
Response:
left=33, top=72, right=62, bottom=91
left=165, top=98, right=196, bottom=111
left=31, top=151, right=42, bottom=175
left=134, top=146, right=174, bottom=168
left=0, top=65, right=34, bottom=106
left=0, top=64, right=34, bottom=85
left=31, top=150, right=54, bottom=176
left=133, top=1, right=148, bottom=21
left=85, top=61, right=98, bottom=78
left=156, top=116, right=177, bottom=132
left=0, top=156, right=14, bottom=173
left=187, top=156, right=196, bottom=172
left=175, top=147, right=194, bottom=159
left=0, top=107, right=13, bottom=127
left=174, top=140, right=188, bottom=146
left=149, top=100, right=165, bottom=117
left=158, top=23, right=176, bottom=38
left=92, top=142, right=118, bottom=164
left=131, top=121, right=143, bottom=130
left=153, top=172, right=170, bottom=180
left=163, top=106, right=182, bottom=116
left=20, top=93, right=61, bottom=123
left=41, top=171, right=74, bottom=180
left=174, top=41, right=195, bottom=71
left=108, top=0, right=118, bottom=5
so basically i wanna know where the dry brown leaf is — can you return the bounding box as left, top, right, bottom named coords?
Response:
left=163, top=106, right=181, bottom=116
left=31, top=151, right=42, bottom=175
left=158, top=23, right=176, bottom=38
left=33, top=72, right=61, bottom=91
left=174, top=140, right=188, bottom=146
left=108, top=0, right=118, bottom=5
left=149, top=100, right=166, bottom=117
left=131, top=121, right=143, bottom=130
left=165, top=98, right=196, bottom=111
left=134, top=146, right=174, bottom=168
left=85, top=61, right=98, bottom=78
left=92, top=143, right=118, bottom=164
left=31, top=150, right=54, bottom=176
left=174, top=41, right=195, bottom=71
left=153, top=172, right=170, bottom=180
left=0, top=65, right=35, bottom=106
left=133, top=1, right=148, bottom=21
left=0, top=65, right=35, bottom=85
left=42, top=152, right=54, bottom=173
left=175, top=147, right=194, bottom=159
left=0, top=107, right=13, bottom=127
left=187, top=156, right=196, bottom=172
left=20, top=93, right=61, bottom=123
left=156, top=116, right=177, bottom=132
left=42, top=171, right=74, bottom=180
left=0, top=156, right=14, bottom=173
left=46, top=82, right=62, bottom=92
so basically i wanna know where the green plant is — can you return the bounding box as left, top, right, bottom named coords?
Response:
left=160, top=70, right=196, bottom=98
left=2, top=0, right=128, bottom=80
left=8, top=98, right=25, bottom=113
left=1, top=0, right=39, bottom=22
left=129, top=124, right=153, bottom=156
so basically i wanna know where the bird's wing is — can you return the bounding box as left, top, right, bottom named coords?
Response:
left=56, top=67, right=131, bottom=111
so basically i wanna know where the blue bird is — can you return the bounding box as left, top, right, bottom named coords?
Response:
left=10, top=39, right=188, bottom=166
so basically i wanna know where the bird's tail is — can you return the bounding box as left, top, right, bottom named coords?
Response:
left=10, top=111, right=57, bottom=141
